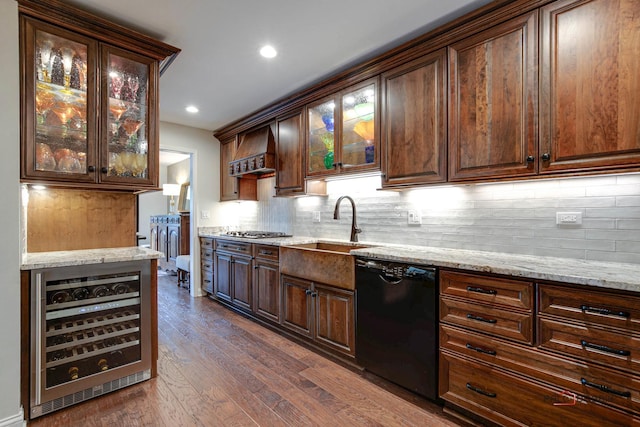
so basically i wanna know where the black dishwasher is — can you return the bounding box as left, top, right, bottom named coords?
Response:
left=355, top=258, right=438, bottom=400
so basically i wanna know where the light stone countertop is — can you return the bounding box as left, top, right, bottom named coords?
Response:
left=197, top=229, right=640, bottom=292
left=349, top=245, right=640, bottom=293
left=21, top=246, right=164, bottom=270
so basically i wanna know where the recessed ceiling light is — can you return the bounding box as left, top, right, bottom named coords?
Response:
left=185, top=105, right=199, bottom=113
left=259, top=45, right=277, bottom=58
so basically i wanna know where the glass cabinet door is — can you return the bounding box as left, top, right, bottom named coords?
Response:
left=341, top=82, right=377, bottom=170
left=24, top=19, right=97, bottom=182
left=305, top=79, right=378, bottom=178
left=101, top=47, right=155, bottom=186
left=307, top=97, right=337, bottom=175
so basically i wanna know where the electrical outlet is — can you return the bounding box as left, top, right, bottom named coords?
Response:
left=408, top=210, right=422, bottom=225
left=556, top=211, right=582, bottom=225
left=200, top=210, right=210, bottom=219
left=313, top=211, right=321, bottom=223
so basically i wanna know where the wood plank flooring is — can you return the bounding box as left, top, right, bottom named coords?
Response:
left=29, top=273, right=466, bottom=426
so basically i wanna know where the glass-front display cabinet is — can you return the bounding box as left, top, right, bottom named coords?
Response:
left=19, top=1, right=179, bottom=190
left=307, top=78, right=379, bottom=177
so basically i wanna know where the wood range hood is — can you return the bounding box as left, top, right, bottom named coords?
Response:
left=229, top=125, right=276, bottom=177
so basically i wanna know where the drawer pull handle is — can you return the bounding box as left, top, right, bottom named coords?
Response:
left=580, top=340, right=631, bottom=356
left=259, top=250, right=274, bottom=255
left=467, top=314, right=497, bottom=324
left=203, top=264, right=211, bottom=268
left=580, top=305, right=630, bottom=319
left=466, top=383, right=496, bottom=398
left=204, top=280, right=211, bottom=284
left=466, top=343, right=497, bottom=356
left=467, top=286, right=497, bottom=295
left=581, top=378, right=631, bottom=398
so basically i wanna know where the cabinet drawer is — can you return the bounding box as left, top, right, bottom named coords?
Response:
left=442, top=324, right=640, bottom=415
left=201, top=247, right=214, bottom=260
left=254, top=244, right=279, bottom=261
left=440, top=296, right=533, bottom=344
left=200, top=238, right=214, bottom=251
left=215, top=239, right=252, bottom=256
left=201, top=270, right=214, bottom=293
left=539, top=317, right=640, bottom=374
left=441, top=271, right=533, bottom=310
left=440, top=351, right=637, bottom=427
left=539, top=284, right=640, bottom=332
left=201, top=255, right=214, bottom=273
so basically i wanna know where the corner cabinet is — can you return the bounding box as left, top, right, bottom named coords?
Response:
left=539, top=0, right=640, bottom=174
left=306, top=78, right=380, bottom=178
left=19, top=0, right=180, bottom=191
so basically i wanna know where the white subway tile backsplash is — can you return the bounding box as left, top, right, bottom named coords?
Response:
left=233, top=175, right=639, bottom=264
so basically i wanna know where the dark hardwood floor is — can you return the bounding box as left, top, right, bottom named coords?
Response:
left=30, top=272, right=466, bottom=426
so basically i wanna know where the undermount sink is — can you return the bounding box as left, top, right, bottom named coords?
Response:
left=280, top=242, right=372, bottom=290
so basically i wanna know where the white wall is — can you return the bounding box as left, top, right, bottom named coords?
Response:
left=137, top=165, right=168, bottom=243
left=0, top=1, right=25, bottom=425
left=158, top=122, right=219, bottom=296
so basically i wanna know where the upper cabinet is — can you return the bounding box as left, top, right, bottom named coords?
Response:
left=381, top=49, right=448, bottom=188
left=275, top=110, right=306, bottom=196
left=219, top=136, right=257, bottom=202
left=539, top=0, right=640, bottom=174
left=448, top=11, right=538, bottom=182
left=214, top=0, right=640, bottom=194
left=19, top=0, right=180, bottom=191
left=306, top=78, right=379, bottom=178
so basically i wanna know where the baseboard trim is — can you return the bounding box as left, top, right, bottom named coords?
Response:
left=0, top=407, right=25, bottom=427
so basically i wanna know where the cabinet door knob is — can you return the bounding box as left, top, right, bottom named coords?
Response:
left=305, top=289, right=312, bottom=295
left=526, top=155, right=535, bottom=163
left=87, top=165, right=96, bottom=172
left=541, top=153, right=551, bottom=161
left=101, top=167, right=108, bottom=174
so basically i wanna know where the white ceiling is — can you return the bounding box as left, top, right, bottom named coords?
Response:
left=66, top=0, right=493, bottom=132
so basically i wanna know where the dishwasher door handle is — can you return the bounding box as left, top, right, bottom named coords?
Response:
left=377, top=274, right=403, bottom=285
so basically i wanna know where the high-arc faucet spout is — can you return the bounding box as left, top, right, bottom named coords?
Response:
left=333, top=195, right=362, bottom=242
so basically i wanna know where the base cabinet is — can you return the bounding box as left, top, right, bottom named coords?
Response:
left=440, top=351, right=635, bottom=427
left=281, top=275, right=355, bottom=358
left=253, top=245, right=281, bottom=323
left=439, top=270, right=640, bottom=425
left=150, top=214, right=190, bottom=272
left=200, top=238, right=214, bottom=294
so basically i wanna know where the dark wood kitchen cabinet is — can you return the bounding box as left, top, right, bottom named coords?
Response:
left=306, top=78, right=379, bottom=178
left=381, top=49, right=447, bottom=188
left=281, top=274, right=355, bottom=357
left=214, top=239, right=252, bottom=310
left=150, top=213, right=189, bottom=272
left=200, top=237, right=214, bottom=294
left=275, top=111, right=306, bottom=196
left=219, top=136, right=257, bottom=202
left=539, top=0, right=640, bottom=174
left=253, top=244, right=281, bottom=323
left=439, top=269, right=640, bottom=425
left=19, top=0, right=179, bottom=191
left=448, top=11, right=538, bottom=182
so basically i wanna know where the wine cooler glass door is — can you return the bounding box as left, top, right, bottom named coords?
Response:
left=30, top=261, right=151, bottom=418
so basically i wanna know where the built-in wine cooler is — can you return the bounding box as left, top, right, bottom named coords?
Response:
left=30, top=261, right=152, bottom=418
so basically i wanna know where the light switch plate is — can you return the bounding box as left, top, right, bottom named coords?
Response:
left=201, top=210, right=210, bottom=219
left=313, top=211, right=321, bottom=223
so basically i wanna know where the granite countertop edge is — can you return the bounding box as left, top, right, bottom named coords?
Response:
left=199, top=230, right=640, bottom=292
left=21, top=247, right=164, bottom=270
